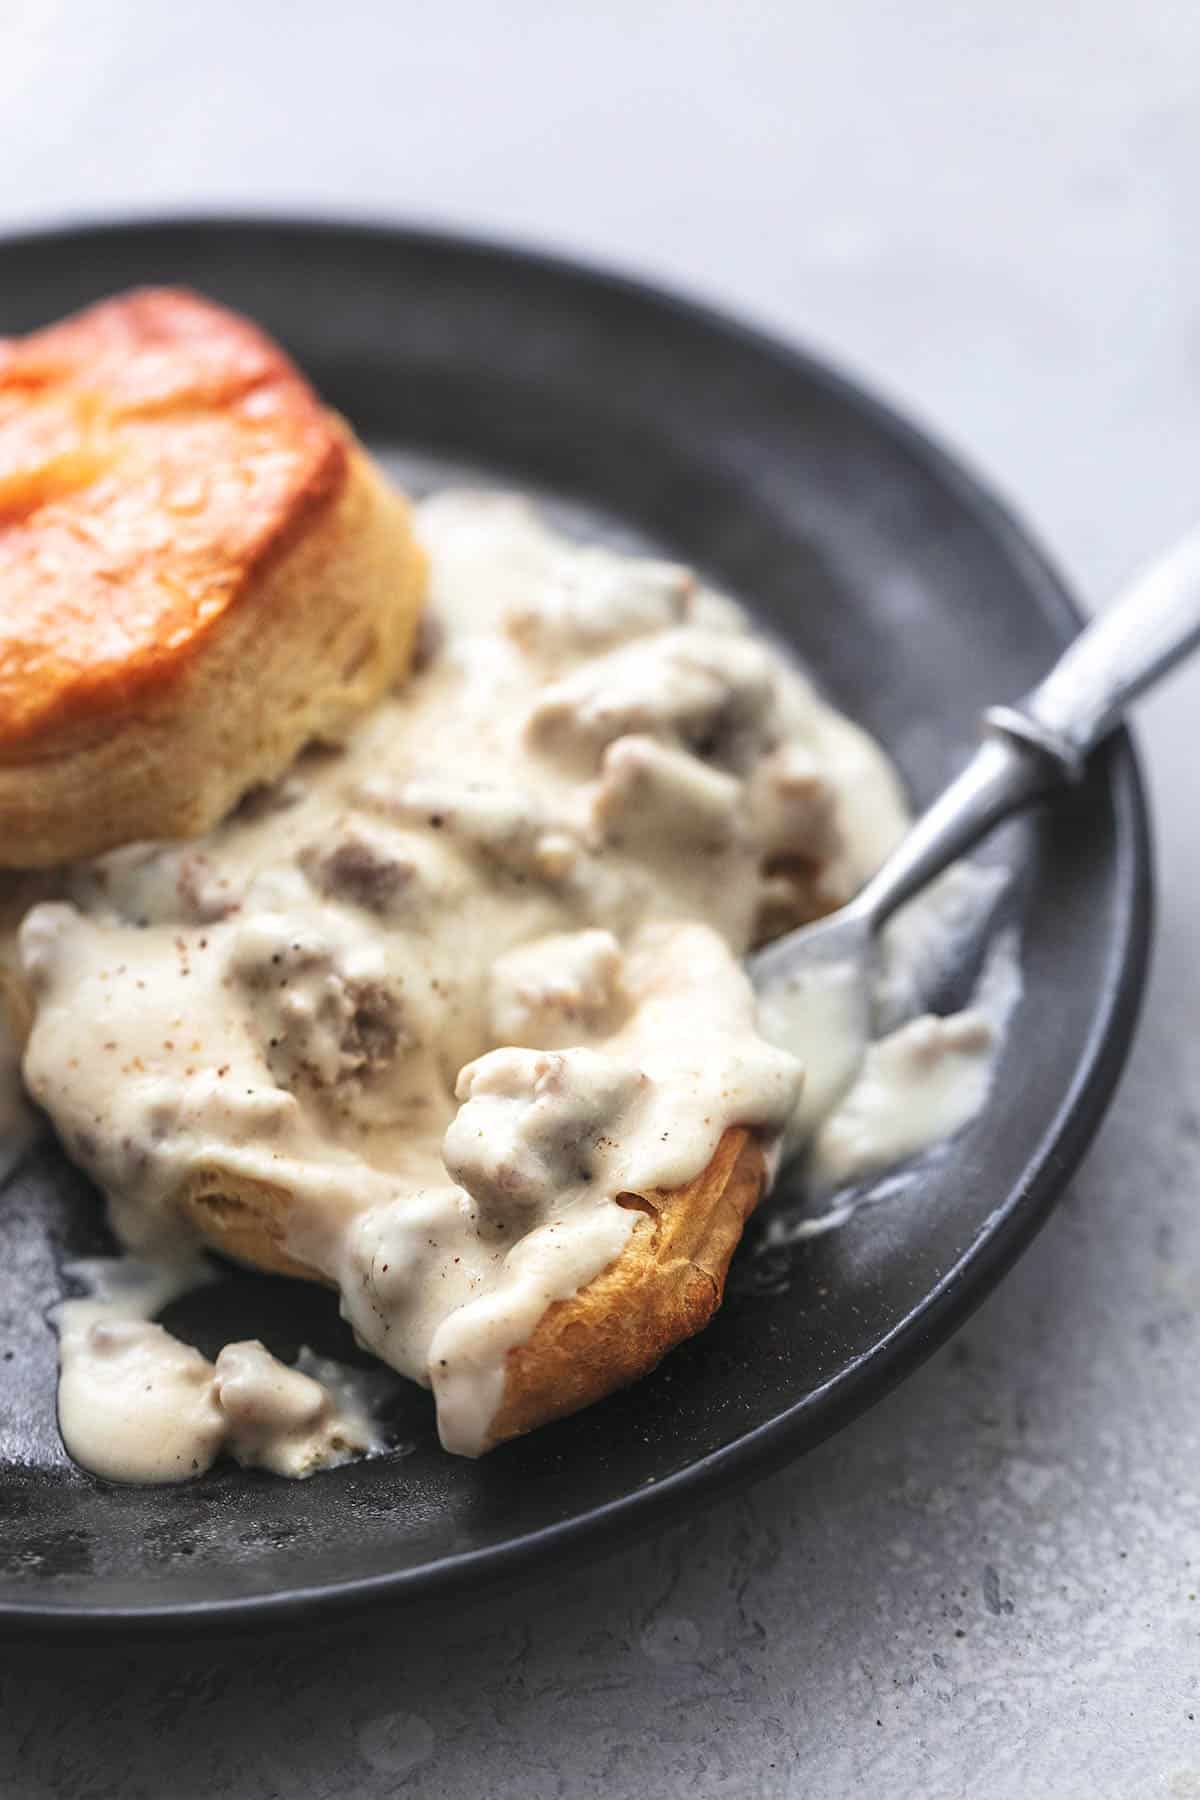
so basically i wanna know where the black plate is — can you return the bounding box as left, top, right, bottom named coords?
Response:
left=0, top=217, right=1152, bottom=1636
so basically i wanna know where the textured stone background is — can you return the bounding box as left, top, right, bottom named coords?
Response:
left=4, top=3, right=1200, bottom=1794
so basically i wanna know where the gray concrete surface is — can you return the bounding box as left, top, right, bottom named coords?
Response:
left=4, top=3, right=1200, bottom=1793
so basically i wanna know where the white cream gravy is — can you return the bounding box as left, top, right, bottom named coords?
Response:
left=53, top=1256, right=381, bottom=1482
left=8, top=492, right=1010, bottom=1478
left=810, top=963, right=1014, bottom=1190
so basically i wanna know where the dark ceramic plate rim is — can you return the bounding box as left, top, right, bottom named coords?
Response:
left=0, top=214, right=1153, bottom=1637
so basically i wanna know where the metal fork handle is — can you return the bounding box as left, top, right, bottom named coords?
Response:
left=849, top=525, right=1200, bottom=933
left=847, top=736, right=1050, bottom=931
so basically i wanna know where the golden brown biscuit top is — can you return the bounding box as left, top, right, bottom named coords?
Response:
left=0, top=287, right=347, bottom=753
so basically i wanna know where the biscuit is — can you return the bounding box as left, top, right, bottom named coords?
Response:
left=169, top=1125, right=766, bottom=1449
left=0, top=287, right=425, bottom=867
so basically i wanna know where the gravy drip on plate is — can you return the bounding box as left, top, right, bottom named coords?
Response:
left=54, top=1257, right=381, bottom=1482
left=14, top=493, right=995, bottom=1474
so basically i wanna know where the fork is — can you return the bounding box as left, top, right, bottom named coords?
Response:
left=748, top=525, right=1200, bottom=1127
